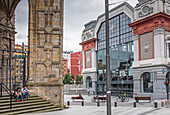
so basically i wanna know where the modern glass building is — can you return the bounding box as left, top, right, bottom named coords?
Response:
left=95, top=2, right=134, bottom=97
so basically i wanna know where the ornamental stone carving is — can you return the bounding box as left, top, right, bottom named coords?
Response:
left=138, top=6, right=153, bottom=18
left=154, top=27, right=165, bottom=35
left=81, top=29, right=95, bottom=42
left=133, top=34, right=138, bottom=41
left=165, top=1, right=170, bottom=14
left=144, top=42, right=149, bottom=52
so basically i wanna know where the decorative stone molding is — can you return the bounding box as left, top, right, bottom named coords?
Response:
left=144, top=42, right=149, bottom=52
left=165, top=1, right=170, bottom=15
left=154, top=27, right=165, bottom=35
left=133, top=34, right=138, bottom=41
left=81, top=29, right=95, bottom=42
left=138, top=6, right=153, bottom=18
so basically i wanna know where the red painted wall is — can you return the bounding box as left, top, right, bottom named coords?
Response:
left=71, top=52, right=83, bottom=80
left=129, top=13, right=170, bottom=61
left=80, top=38, right=97, bottom=69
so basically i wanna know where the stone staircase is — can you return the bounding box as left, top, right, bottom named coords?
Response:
left=0, top=93, right=62, bottom=115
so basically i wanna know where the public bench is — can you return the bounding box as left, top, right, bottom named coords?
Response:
left=135, top=97, right=151, bottom=103
left=92, top=96, right=106, bottom=102
left=71, top=96, right=84, bottom=101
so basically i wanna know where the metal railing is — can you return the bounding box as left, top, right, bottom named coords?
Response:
left=0, top=82, right=13, bottom=109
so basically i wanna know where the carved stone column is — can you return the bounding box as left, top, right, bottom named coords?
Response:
left=28, top=0, right=64, bottom=107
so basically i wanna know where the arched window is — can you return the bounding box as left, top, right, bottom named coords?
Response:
left=86, top=77, right=92, bottom=88
left=141, top=72, right=153, bottom=93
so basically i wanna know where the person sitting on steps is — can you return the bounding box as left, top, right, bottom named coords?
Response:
left=14, top=87, right=23, bottom=102
left=21, top=85, right=30, bottom=101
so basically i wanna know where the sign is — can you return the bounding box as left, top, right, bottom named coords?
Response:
left=121, top=80, right=124, bottom=84
left=162, top=69, right=165, bottom=74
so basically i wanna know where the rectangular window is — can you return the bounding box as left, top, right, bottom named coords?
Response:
left=85, top=50, right=92, bottom=68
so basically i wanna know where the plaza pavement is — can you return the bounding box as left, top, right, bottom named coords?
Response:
left=27, top=95, right=170, bottom=115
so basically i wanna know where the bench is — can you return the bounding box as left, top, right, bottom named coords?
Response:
left=135, top=97, right=151, bottom=103
left=92, top=96, right=106, bottom=102
left=71, top=96, right=84, bottom=101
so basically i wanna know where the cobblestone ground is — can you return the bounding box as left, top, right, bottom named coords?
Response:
left=29, top=95, right=170, bottom=115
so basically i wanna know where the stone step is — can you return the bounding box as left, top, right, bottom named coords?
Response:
left=0, top=103, right=55, bottom=114
left=0, top=99, right=47, bottom=107
left=0, top=96, right=42, bottom=103
left=0, top=93, right=62, bottom=114
left=0, top=95, right=38, bottom=100
left=0, top=101, right=50, bottom=110
left=5, top=105, right=61, bottom=115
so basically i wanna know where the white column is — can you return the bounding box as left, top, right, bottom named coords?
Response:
left=91, top=47, right=96, bottom=69
left=154, top=27, right=165, bottom=58
left=82, top=51, right=85, bottom=72
left=133, top=34, right=139, bottom=61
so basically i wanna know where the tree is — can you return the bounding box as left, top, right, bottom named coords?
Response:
left=76, top=75, right=83, bottom=84
left=63, top=74, right=75, bottom=84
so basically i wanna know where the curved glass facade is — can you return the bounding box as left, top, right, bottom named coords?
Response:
left=96, top=13, right=134, bottom=97
left=97, top=13, right=132, bottom=50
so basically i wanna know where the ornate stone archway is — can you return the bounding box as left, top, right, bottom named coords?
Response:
left=0, top=0, right=64, bottom=106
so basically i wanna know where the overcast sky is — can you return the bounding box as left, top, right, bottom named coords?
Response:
left=15, top=0, right=139, bottom=52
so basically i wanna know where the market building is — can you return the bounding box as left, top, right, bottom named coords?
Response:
left=129, top=0, right=170, bottom=99
left=80, top=20, right=97, bottom=93
left=81, top=2, right=134, bottom=96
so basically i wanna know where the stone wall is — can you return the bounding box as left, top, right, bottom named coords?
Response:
left=28, top=0, right=64, bottom=107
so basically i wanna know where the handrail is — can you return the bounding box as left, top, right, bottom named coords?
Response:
left=0, top=82, right=13, bottom=109
left=1, top=82, right=13, bottom=96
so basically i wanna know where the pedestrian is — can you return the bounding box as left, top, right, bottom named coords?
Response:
left=21, top=85, right=30, bottom=100
left=88, top=88, right=90, bottom=96
left=14, top=87, right=23, bottom=102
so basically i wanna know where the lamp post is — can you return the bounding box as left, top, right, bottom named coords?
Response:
left=105, top=0, right=111, bottom=115
left=105, top=0, right=128, bottom=114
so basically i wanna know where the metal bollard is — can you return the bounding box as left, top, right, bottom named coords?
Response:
left=67, top=101, right=70, bottom=106
left=154, top=102, right=158, bottom=108
left=114, top=102, right=117, bottom=107
left=133, top=102, right=136, bottom=108
left=97, top=101, right=100, bottom=107
left=82, top=101, right=84, bottom=106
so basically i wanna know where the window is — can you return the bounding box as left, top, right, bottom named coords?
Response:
left=85, top=50, right=92, bottom=68
left=141, top=72, right=153, bottom=93
left=97, top=13, right=132, bottom=50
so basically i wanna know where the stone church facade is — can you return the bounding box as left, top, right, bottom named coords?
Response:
left=0, top=0, right=64, bottom=106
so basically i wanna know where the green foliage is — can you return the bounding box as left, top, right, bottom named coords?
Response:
left=67, top=68, right=70, bottom=73
left=63, top=73, right=74, bottom=84
left=76, top=75, right=83, bottom=84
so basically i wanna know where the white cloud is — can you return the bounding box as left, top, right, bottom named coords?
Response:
left=15, top=0, right=139, bottom=51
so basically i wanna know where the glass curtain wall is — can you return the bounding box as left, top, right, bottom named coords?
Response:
left=97, top=13, right=134, bottom=97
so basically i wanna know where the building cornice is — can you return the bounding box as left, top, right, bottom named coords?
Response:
left=129, top=12, right=170, bottom=27
left=79, top=38, right=97, bottom=45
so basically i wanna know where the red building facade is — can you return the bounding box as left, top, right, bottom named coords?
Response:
left=63, top=58, right=68, bottom=76
left=70, top=52, right=83, bottom=80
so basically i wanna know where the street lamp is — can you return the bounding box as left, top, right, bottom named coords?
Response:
left=105, top=0, right=128, bottom=114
